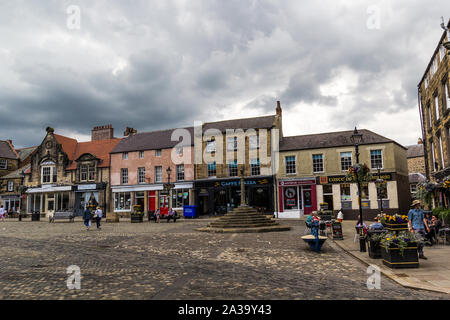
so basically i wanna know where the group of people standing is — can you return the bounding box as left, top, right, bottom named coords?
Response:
left=83, top=206, right=103, bottom=231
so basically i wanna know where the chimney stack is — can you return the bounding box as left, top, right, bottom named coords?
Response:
left=92, top=125, right=114, bottom=141
left=276, top=101, right=282, bottom=117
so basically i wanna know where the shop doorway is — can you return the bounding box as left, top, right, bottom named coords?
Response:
left=46, top=194, right=55, bottom=215
left=159, top=194, right=169, bottom=215
left=148, top=191, right=156, bottom=213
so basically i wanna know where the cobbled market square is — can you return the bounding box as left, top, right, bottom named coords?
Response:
left=0, top=218, right=448, bottom=300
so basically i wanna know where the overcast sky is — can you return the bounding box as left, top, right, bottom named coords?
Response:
left=1, top=0, right=449, bottom=148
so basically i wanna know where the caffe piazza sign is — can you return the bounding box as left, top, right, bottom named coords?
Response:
left=318, top=173, right=394, bottom=185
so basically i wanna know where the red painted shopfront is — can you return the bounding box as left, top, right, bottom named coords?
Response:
left=278, top=179, right=317, bottom=215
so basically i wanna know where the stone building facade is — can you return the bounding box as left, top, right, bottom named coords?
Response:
left=24, top=126, right=121, bottom=217
left=406, top=142, right=426, bottom=197
left=277, top=130, right=410, bottom=220
left=418, top=20, right=450, bottom=182
left=193, top=102, right=282, bottom=215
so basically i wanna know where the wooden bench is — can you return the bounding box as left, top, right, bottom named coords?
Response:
left=49, top=211, right=75, bottom=223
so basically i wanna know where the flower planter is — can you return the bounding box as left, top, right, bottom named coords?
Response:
left=130, top=215, right=143, bottom=223
left=381, top=244, right=419, bottom=269
left=383, top=222, right=408, bottom=231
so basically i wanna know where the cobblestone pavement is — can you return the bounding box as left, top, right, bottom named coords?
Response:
left=0, top=219, right=448, bottom=300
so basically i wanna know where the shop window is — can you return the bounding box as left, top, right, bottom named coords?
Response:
left=138, top=167, right=146, bottom=184
left=121, top=168, right=128, bottom=184
left=312, top=154, right=324, bottom=173
left=172, top=189, right=190, bottom=208
left=285, top=156, right=296, bottom=174
left=155, top=166, right=162, bottom=183
left=283, top=186, right=298, bottom=210
left=228, top=160, right=238, bottom=177
left=340, top=152, right=352, bottom=171
left=250, top=159, right=260, bottom=176
left=207, top=162, right=216, bottom=177
left=370, top=150, right=383, bottom=169
left=56, top=192, right=70, bottom=211
left=340, top=184, right=351, bottom=201
left=0, top=159, right=7, bottom=170
left=176, top=165, right=184, bottom=181
left=7, top=181, right=14, bottom=192
left=114, top=192, right=132, bottom=211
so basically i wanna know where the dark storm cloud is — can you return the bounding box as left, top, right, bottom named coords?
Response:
left=0, top=0, right=449, bottom=148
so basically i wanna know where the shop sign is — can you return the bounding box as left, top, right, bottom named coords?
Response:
left=77, top=184, right=97, bottom=191
left=317, top=173, right=394, bottom=184
left=279, top=179, right=315, bottom=186
left=215, top=178, right=270, bottom=188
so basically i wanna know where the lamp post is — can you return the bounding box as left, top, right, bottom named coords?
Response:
left=350, top=127, right=366, bottom=252
left=166, top=167, right=173, bottom=210
left=376, top=165, right=384, bottom=214
left=441, top=17, right=450, bottom=53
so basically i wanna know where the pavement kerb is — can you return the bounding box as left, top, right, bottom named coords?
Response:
left=330, top=237, right=450, bottom=295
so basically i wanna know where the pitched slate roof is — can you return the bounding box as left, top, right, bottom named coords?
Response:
left=0, top=165, right=30, bottom=180
left=111, top=127, right=195, bottom=154
left=66, top=138, right=122, bottom=170
left=111, top=114, right=277, bottom=153
left=203, top=115, right=276, bottom=132
left=406, top=144, right=424, bottom=158
left=17, top=147, right=38, bottom=162
left=0, top=140, right=18, bottom=159
left=279, top=129, right=404, bottom=151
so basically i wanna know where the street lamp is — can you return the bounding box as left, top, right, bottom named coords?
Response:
left=376, top=165, right=384, bottom=214
left=350, top=127, right=366, bottom=252
left=166, top=167, right=174, bottom=210
left=440, top=17, right=450, bottom=53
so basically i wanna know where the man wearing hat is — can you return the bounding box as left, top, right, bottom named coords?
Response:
left=407, top=200, right=430, bottom=259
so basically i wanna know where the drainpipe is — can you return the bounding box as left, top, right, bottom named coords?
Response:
left=418, top=87, right=430, bottom=180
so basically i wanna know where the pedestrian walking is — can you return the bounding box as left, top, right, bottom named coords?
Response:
left=167, top=209, right=176, bottom=223
left=94, top=206, right=103, bottom=230
left=0, top=206, right=6, bottom=221
left=83, top=207, right=92, bottom=231
left=155, top=209, right=161, bottom=223
left=408, top=200, right=429, bottom=260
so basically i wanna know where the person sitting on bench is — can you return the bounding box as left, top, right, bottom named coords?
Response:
left=167, top=209, right=177, bottom=223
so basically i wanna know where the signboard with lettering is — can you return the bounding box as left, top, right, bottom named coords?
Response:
left=332, top=222, right=344, bottom=240
left=316, top=173, right=394, bottom=185
left=279, top=179, right=316, bottom=187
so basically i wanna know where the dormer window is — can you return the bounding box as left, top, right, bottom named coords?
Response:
left=0, top=159, right=7, bottom=170
left=41, top=161, right=56, bottom=184
left=80, top=164, right=96, bottom=182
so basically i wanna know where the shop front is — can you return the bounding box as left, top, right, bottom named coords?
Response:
left=0, top=195, right=21, bottom=213
left=194, top=176, right=274, bottom=216
left=26, top=185, right=74, bottom=216
left=316, top=172, right=398, bottom=220
left=112, top=183, right=193, bottom=217
left=74, top=183, right=107, bottom=216
left=278, top=179, right=317, bottom=218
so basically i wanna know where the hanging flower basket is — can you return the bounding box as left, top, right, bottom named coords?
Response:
left=346, top=163, right=372, bottom=184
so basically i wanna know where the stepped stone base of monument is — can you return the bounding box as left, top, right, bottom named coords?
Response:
left=196, top=206, right=291, bottom=233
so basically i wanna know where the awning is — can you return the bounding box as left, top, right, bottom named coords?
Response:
left=112, top=182, right=193, bottom=193
left=26, top=186, right=73, bottom=194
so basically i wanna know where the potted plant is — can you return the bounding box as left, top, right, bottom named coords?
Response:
left=380, top=230, right=423, bottom=269
left=131, top=205, right=144, bottom=223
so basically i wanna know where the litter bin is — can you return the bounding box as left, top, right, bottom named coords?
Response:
left=32, top=210, right=41, bottom=222
left=183, top=205, right=198, bottom=219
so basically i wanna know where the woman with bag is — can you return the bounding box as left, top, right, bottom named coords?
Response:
left=94, top=207, right=103, bottom=230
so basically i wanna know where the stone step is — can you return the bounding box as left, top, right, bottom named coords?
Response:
left=216, top=216, right=271, bottom=221
left=209, top=222, right=278, bottom=228
left=196, top=225, right=291, bottom=233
